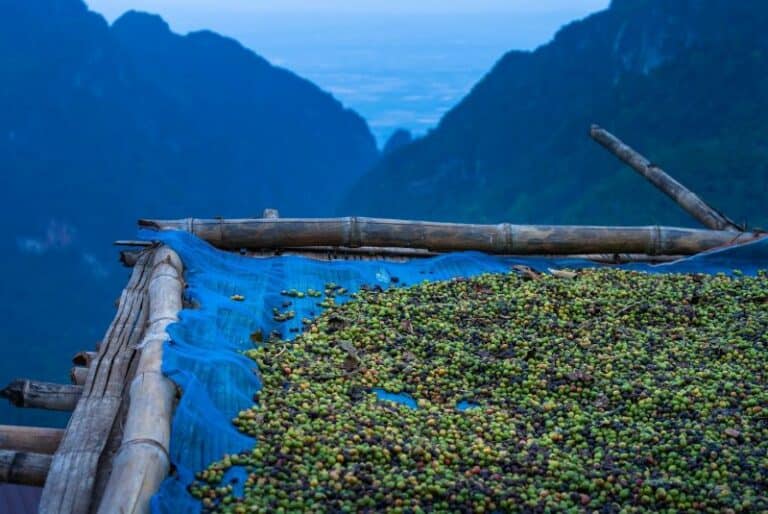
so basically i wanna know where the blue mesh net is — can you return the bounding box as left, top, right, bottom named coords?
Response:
left=144, top=229, right=767, bottom=513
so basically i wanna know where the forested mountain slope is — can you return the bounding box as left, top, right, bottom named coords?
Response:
left=342, top=0, right=768, bottom=229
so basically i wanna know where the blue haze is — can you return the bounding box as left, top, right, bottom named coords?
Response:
left=87, top=4, right=608, bottom=145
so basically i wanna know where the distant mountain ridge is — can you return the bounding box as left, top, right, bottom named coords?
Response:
left=110, top=10, right=378, bottom=213
left=0, top=0, right=377, bottom=427
left=341, top=0, right=768, bottom=228
left=2, top=1, right=377, bottom=229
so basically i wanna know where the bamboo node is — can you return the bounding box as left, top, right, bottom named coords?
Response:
left=649, top=225, right=662, bottom=256
left=0, top=380, right=24, bottom=407
left=498, top=223, right=513, bottom=253
left=120, top=438, right=170, bottom=461
left=346, top=217, right=362, bottom=248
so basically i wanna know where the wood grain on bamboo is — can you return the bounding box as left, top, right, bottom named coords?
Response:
left=96, top=247, right=183, bottom=514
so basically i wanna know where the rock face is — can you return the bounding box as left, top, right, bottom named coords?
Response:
left=341, top=0, right=768, bottom=228
left=0, top=0, right=377, bottom=427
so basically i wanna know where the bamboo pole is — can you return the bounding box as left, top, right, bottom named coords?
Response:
left=0, top=450, right=51, bottom=486
left=114, top=240, right=154, bottom=247
left=40, top=251, right=155, bottom=514
left=89, top=372, right=135, bottom=512
left=589, top=125, right=742, bottom=232
left=1, top=380, right=82, bottom=411
left=96, top=247, right=183, bottom=514
left=571, top=253, right=683, bottom=264
left=245, top=243, right=440, bottom=263
left=281, top=245, right=436, bottom=257
left=140, top=217, right=759, bottom=255
left=69, top=367, right=87, bottom=386
left=0, top=426, right=64, bottom=455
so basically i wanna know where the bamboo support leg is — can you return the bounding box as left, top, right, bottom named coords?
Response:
left=590, top=125, right=742, bottom=231
left=0, top=426, right=64, bottom=454
left=1, top=380, right=82, bottom=411
left=0, top=450, right=51, bottom=486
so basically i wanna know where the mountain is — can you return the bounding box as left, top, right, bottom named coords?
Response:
left=382, top=129, right=413, bottom=156
left=341, top=0, right=768, bottom=229
left=0, top=0, right=376, bottom=426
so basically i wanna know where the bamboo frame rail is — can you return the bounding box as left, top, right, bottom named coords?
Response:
left=123, top=241, right=683, bottom=265
left=140, top=217, right=760, bottom=255
left=40, top=251, right=155, bottom=514
left=0, top=426, right=64, bottom=454
left=97, top=247, right=183, bottom=514
left=1, top=380, right=82, bottom=411
left=590, top=125, right=742, bottom=232
left=114, top=240, right=154, bottom=247
left=569, top=253, right=682, bottom=264
left=0, top=450, right=51, bottom=486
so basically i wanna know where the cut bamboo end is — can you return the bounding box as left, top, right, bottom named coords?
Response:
left=1, top=380, right=82, bottom=412
left=0, top=450, right=52, bottom=486
left=69, top=367, right=88, bottom=386
left=590, top=125, right=742, bottom=232
left=120, top=250, right=143, bottom=268
left=139, top=217, right=761, bottom=255
left=0, top=426, right=64, bottom=455
left=72, top=351, right=97, bottom=367
left=96, top=246, right=183, bottom=514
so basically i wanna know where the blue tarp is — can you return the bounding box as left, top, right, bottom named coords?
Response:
left=145, top=230, right=767, bottom=513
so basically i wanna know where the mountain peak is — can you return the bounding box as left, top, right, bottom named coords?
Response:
left=112, top=10, right=171, bottom=39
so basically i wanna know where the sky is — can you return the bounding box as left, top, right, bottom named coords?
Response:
left=89, top=0, right=608, bottom=15
left=87, top=0, right=609, bottom=145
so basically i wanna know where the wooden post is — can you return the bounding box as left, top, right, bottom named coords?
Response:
left=0, top=450, right=51, bottom=486
left=0, top=426, right=64, bottom=454
left=1, top=380, right=82, bottom=411
left=40, top=251, right=155, bottom=514
left=589, top=125, right=742, bottom=232
left=96, top=247, right=183, bottom=514
left=140, top=217, right=759, bottom=255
